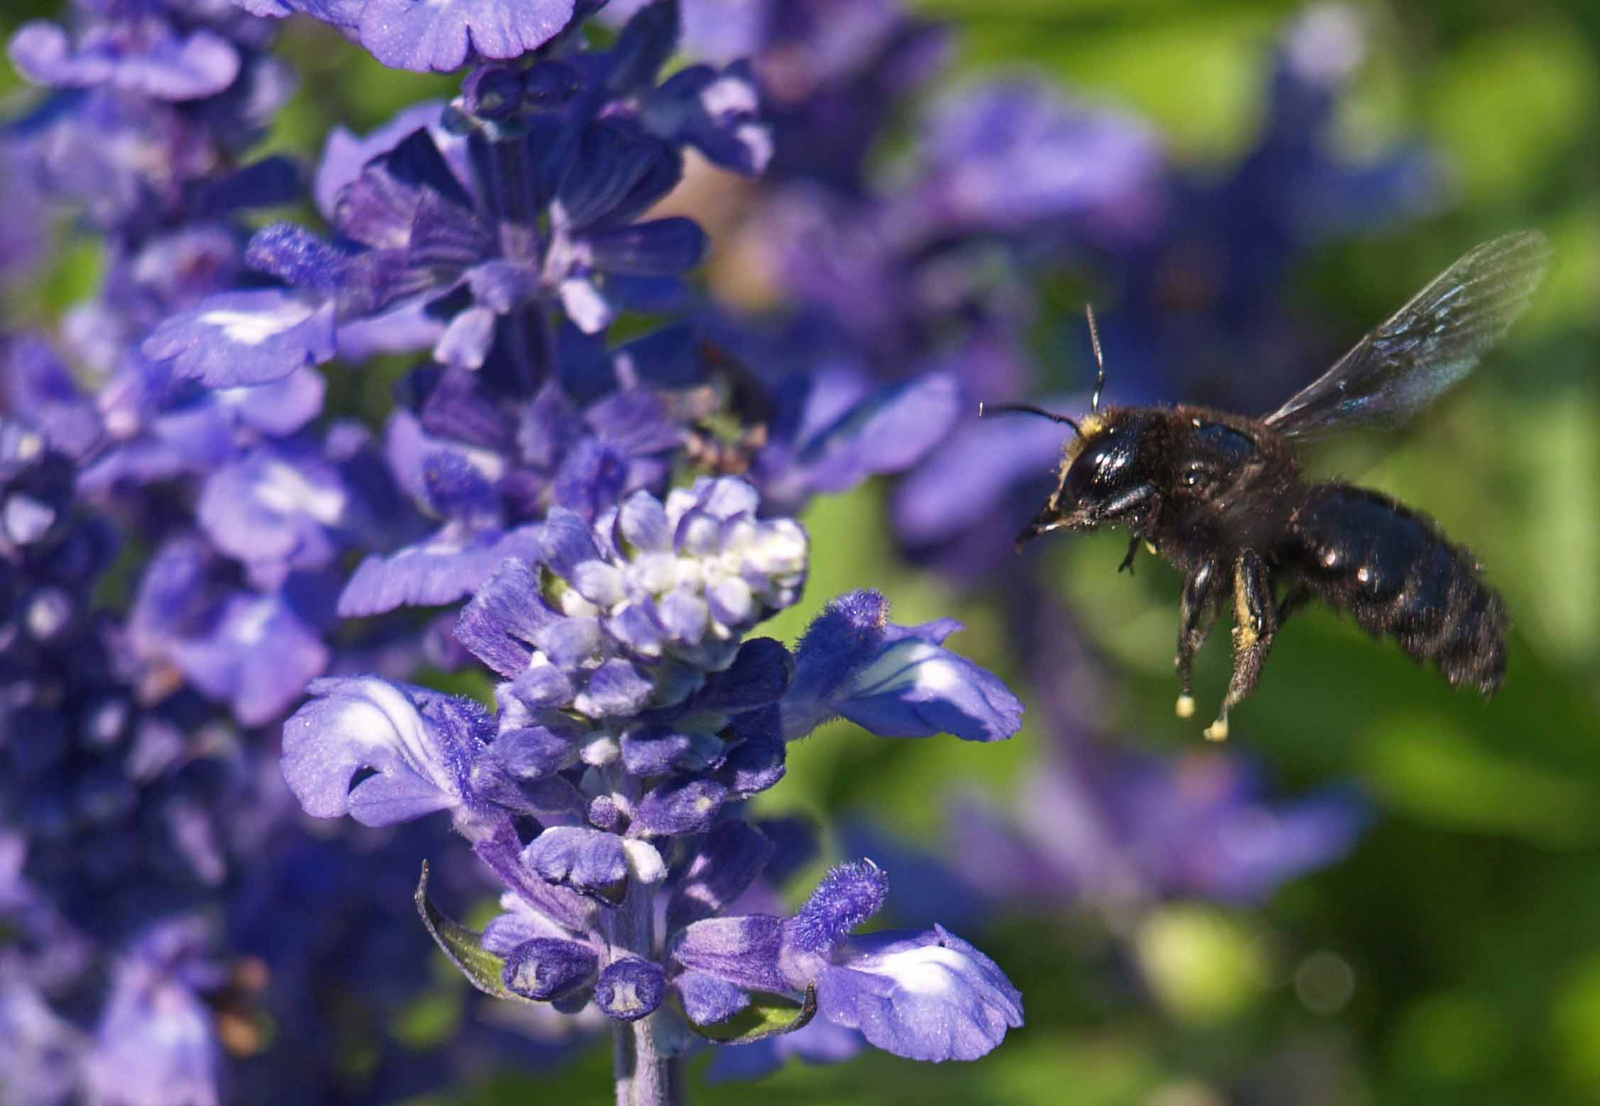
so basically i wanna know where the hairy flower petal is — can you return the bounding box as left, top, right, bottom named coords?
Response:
left=281, top=677, right=488, bottom=826
left=816, top=926, right=1022, bottom=1062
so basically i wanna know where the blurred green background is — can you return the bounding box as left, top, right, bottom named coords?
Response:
left=5, top=0, right=1598, bottom=1102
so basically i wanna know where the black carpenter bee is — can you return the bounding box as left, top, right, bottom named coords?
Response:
left=985, top=230, right=1551, bottom=740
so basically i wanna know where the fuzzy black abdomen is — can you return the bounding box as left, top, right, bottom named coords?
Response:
left=1283, top=484, right=1506, bottom=695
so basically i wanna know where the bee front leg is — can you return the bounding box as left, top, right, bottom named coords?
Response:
left=1118, top=535, right=1141, bottom=575
left=1205, top=549, right=1278, bottom=742
left=1175, top=558, right=1223, bottom=720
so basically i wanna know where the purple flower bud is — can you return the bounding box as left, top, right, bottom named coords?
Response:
left=490, top=721, right=583, bottom=779
left=691, top=638, right=793, bottom=713
left=540, top=509, right=601, bottom=578
left=633, top=777, right=727, bottom=837
left=619, top=726, right=706, bottom=777
left=787, top=861, right=888, bottom=953
left=574, top=658, right=655, bottom=720
left=588, top=794, right=620, bottom=831
left=716, top=707, right=786, bottom=798
left=522, top=826, right=628, bottom=898
left=522, top=58, right=585, bottom=108
left=615, top=488, right=671, bottom=553
left=595, top=956, right=666, bottom=1021
left=503, top=937, right=598, bottom=1002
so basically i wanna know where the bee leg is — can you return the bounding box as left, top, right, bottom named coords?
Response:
left=1175, top=558, right=1223, bottom=720
left=1205, top=549, right=1278, bottom=742
left=1276, top=583, right=1311, bottom=626
left=1118, top=535, right=1140, bottom=575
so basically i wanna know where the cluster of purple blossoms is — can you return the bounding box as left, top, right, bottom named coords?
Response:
left=0, top=412, right=281, bottom=1105
left=0, top=0, right=1032, bottom=1100
left=0, top=1, right=340, bottom=1100
left=285, top=490, right=1025, bottom=1083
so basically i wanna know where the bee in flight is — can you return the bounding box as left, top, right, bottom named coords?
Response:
left=985, top=231, right=1551, bottom=740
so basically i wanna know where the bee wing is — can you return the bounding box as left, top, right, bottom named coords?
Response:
left=1264, top=230, right=1551, bottom=439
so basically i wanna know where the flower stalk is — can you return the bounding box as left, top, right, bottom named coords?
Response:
left=606, top=885, right=678, bottom=1106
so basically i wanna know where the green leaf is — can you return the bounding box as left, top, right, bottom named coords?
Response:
left=684, top=983, right=818, bottom=1044
left=414, top=860, right=530, bottom=1003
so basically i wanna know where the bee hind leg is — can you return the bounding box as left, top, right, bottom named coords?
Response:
left=1205, top=549, right=1279, bottom=741
left=1175, top=558, right=1223, bottom=719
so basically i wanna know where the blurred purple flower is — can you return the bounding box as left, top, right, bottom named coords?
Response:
left=5, top=1, right=295, bottom=235
left=1087, top=5, right=1444, bottom=417
left=241, top=0, right=579, bottom=72
left=83, top=919, right=225, bottom=1106
left=0, top=971, right=87, bottom=1106
left=152, top=4, right=766, bottom=391
left=948, top=745, right=1370, bottom=912
left=0, top=148, right=47, bottom=288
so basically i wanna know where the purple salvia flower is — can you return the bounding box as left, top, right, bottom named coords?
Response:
left=945, top=747, right=1371, bottom=911
left=671, top=860, right=1023, bottom=1062
left=0, top=0, right=1044, bottom=1092
left=6, top=1, right=295, bottom=235
left=811, top=925, right=1022, bottom=1062
left=281, top=676, right=492, bottom=827
left=284, top=462, right=1025, bottom=1079
left=784, top=588, right=1024, bottom=742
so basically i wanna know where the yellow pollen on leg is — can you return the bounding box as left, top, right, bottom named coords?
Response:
left=1232, top=560, right=1259, bottom=650
left=1203, top=716, right=1230, bottom=742
left=1175, top=693, right=1196, bottom=719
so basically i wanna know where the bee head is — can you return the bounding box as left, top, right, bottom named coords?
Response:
left=1018, top=409, right=1162, bottom=546
left=982, top=302, right=1153, bottom=547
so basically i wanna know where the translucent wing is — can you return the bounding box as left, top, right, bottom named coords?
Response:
left=1265, top=230, right=1551, bottom=439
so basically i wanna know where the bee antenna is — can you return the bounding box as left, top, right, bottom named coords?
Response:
left=978, top=402, right=1081, bottom=435
left=1085, top=303, right=1106, bottom=414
